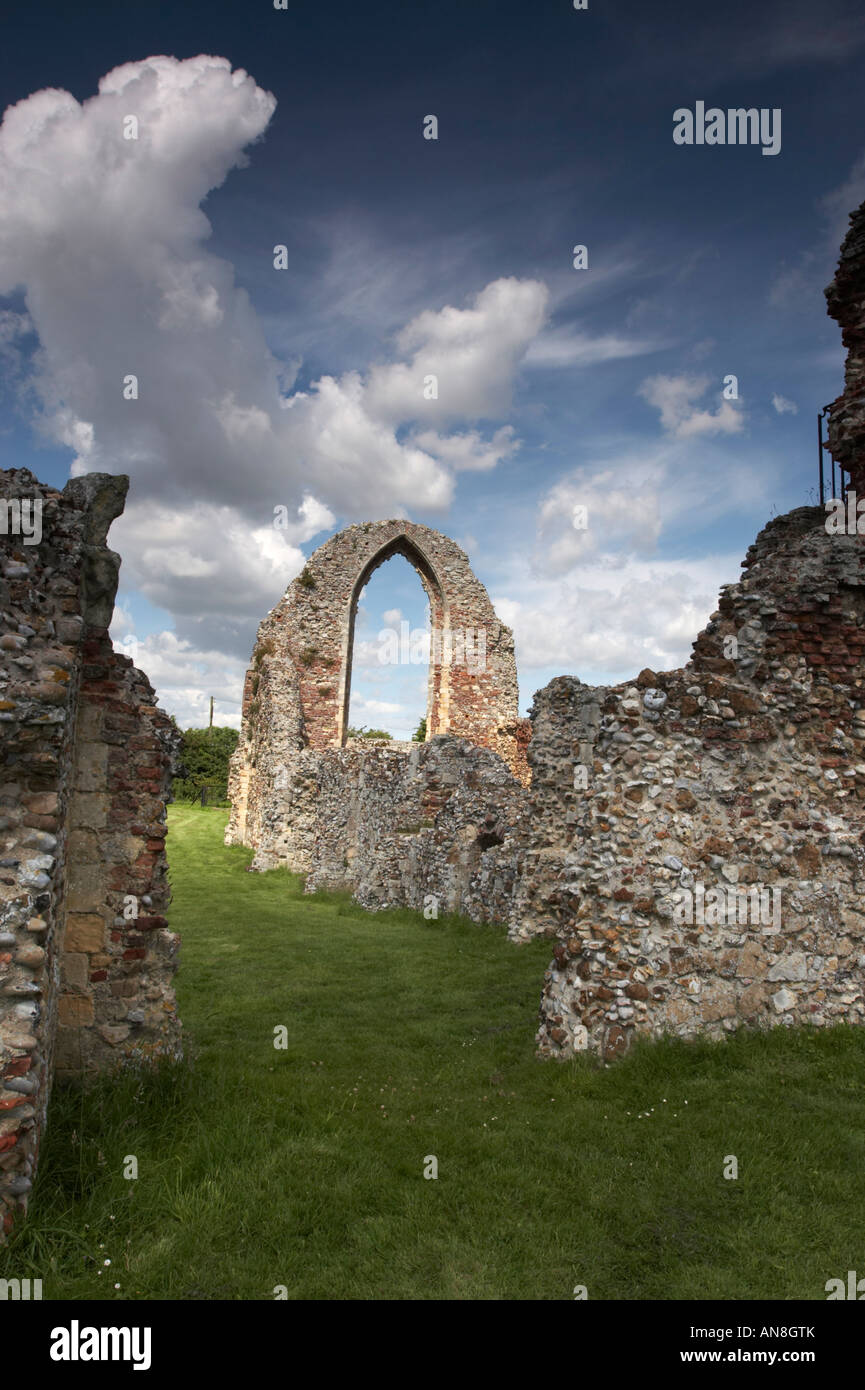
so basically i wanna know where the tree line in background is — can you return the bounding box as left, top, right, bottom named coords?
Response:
left=172, top=714, right=427, bottom=806
left=347, top=717, right=427, bottom=742
left=171, top=725, right=239, bottom=805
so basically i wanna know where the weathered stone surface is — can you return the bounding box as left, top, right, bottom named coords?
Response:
left=226, top=520, right=530, bottom=867
left=57, top=995, right=94, bottom=1027
left=64, top=914, right=105, bottom=954
left=825, top=195, right=865, bottom=495
left=0, top=467, right=182, bottom=1241
left=61, top=952, right=88, bottom=990
left=303, top=736, right=528, bottom=921
left=527, top=502, right=865, bottom=1059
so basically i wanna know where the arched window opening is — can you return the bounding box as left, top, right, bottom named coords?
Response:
left=344, top=553, right=433, bottom=743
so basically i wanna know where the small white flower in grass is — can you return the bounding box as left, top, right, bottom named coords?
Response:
left=114, top=1283, right=120, bottom=1290
left=104, top=1259, right=111, bottom=1266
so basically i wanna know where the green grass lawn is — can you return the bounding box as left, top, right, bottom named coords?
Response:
left=3, top=803, right=865, bottom=1300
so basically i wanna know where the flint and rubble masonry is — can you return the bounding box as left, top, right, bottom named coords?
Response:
left=0, top=468, right=181, bottom=1242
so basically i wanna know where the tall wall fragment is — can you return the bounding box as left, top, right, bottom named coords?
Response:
left=0, top=468, right=181, bottom=1240
left=526, top=509, right=865, bottom=1059
left=825, top=195, right=865, bottom=496
left=226, top=519, right=529, bottom=869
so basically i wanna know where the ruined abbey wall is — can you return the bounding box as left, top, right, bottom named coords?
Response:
left=0, top=470, right=181, bottom=1239
left=226, top=519, right=530, bottom=869
left=826, top=197, right=865, bottom=496
left=525, top=510, right=865, bottom=1059
left=303, top=736, right=528, bottom=926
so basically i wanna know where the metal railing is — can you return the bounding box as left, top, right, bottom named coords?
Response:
left=818, top=402, right=849, bottom=506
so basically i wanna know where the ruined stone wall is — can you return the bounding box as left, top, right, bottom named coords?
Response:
left=1, top=468, right=181, bottom=1239
left=303, top=736, right=527, bottom=925
left=826, top=195, right=865, bottom=496
left=524, top=509, right=865, bottom=1059
left=227, top=519, right=529, bottom=867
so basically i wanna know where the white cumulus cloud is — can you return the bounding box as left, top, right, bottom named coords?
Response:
left=536, top=473, right=662, bottom=572
left=108, top=620, right=247, bottom=731
left=638, top=373, right=744, bottom=437
left=0, top=54, right=552, bottom=714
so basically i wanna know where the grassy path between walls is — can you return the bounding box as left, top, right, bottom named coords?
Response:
left=3, top=803, right=864, bottom=1300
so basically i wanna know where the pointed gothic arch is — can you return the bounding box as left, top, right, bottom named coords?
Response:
left=226, top=519, right=528, bottom=857
left=338, top=532, right=450, bottom=745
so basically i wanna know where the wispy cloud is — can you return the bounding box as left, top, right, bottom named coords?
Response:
left=769, top=151, right=865, bottom=308
left=525, top=327, right=661, bottom=368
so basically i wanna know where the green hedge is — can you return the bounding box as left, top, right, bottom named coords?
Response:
left=172, top=726, right=238, bottom=804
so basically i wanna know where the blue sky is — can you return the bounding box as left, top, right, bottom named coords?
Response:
left=1, top=0, right=863, bottom=734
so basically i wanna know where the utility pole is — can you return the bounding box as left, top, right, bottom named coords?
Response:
left=209, top=696, right=214, bottom=730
